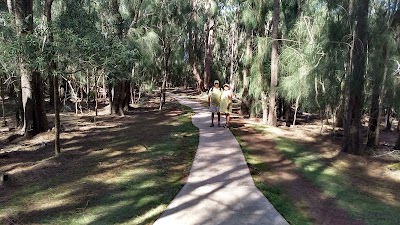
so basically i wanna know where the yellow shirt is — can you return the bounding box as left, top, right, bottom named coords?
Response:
left=220, top=90, right=232, bottom=113
left=208, top=87, right=222, bottom=105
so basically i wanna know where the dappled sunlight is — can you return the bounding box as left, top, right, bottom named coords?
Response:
left=130, top=204, right=167, bottom=224
left=268, top=171, right=298, bottom=182
left=0, top=99, right=199, bottom=224
left=29, top=190, right=74, bottom=212
left=105, top=150, right=124, bottom=157
left=127, top=145, right=148, bottom=153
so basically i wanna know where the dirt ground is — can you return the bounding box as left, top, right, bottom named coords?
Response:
left=181, top=90, right=400, bottom=225
left=231, top=116, right=400, bottom=225
left=0, top=96, right=196, bottom=224
left=1, top=90, right=400, bottom=225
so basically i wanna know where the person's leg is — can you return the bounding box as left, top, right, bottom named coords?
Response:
left=217, top=112, right=221, bottom=126
left=226, top=113, right=230, bottom=127
left=210, top=112, right=215, bottom=127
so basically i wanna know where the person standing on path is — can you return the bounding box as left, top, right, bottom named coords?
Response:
left=208, top=80, right=222, bottom=127
left=220, top=83, right=233, bottom=128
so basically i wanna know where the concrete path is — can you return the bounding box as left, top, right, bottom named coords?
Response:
left=154, top=96, right=289, bottom=225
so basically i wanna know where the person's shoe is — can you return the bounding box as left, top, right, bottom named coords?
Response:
left=217, top=123, right=221, bottom=127
left=223, top=124, right=230, bottom=128
left=210, top=124, right=214, bottom=127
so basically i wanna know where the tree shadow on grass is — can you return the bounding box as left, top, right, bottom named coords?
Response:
left=273, top=136, right=400, bottom=225
left=0, top=100, right=199, bottom=225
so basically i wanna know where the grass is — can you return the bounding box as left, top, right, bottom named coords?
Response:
left=232, top=131, right=312, bottom=225
left=0, top=105, right=199, bottom=225
left=275, top=137, right=400, bottom=225
left=387, top=162, right=400, bottom=171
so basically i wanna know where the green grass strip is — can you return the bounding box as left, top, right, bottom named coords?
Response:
left=233, top=132, right=312, bottom=225
left=275, top=137, right=400, bottom=225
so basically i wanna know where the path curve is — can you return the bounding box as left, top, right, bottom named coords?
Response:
left=154, top=96, right=289, bottom=225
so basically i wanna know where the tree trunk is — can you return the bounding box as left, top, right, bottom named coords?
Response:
left=33, top=71, right=48, bottom=132
left=86, top=71, right=90, bottom=110
left=343, top=0, right=370, bottom=154
left=229, top=23, right=237, bottom=92
left=204, top=15, right=214, bottom=90
left=1, top=77, right=6, bottom=126
left=267, top=0, right=280, bottom=127
left=111, top=80, right=130, bottom=116
left=108, top=0, right=130, bottom=115
left=386, top=106, right=392, bottom=130
left=44, top=0, right=55, bottom=107
left=54, top=74, right=60, bottom=155
left=189, top=0, right=204, bottom=92
left=240, top=30, right=252, bottom=117
left=293, top=95, right=300, bottom=127
left=336, top=103, right=345, bottom=127
left=127, top=0, right=143, bottom=36
left=261, top=92, right=268, bottom=124
left=94, top=73, right=98, bottom=117
left=367, top=42, right=388, bottom=147
left=15, top=0, right=48, bottom=136
left=160, top=45, right=171, bottom=111
left=395, top=131, right=400, bottom=150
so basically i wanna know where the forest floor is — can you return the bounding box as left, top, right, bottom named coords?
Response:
left=0, top=95, right=198, bottom=225
left=1, top=90, right=400, bottom=225
left=181, top=89, right=400, bottom=225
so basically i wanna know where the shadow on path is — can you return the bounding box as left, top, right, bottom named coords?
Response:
left=153, top=96, right=288, bottom=225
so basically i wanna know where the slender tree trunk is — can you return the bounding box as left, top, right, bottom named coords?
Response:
left=94, top=72, right=98, bottom=117
left=204, top=15, right=214, bottom=90
left=54, top=74, right=60, bottom=155
left=261, top=92, right=268, bottom=124
left=293, top=95, right=300, bottom=126
left=190, top=29, right=202, bottom=90
left=1, top=77, right=6, bottom=126
left=386, top=106, right=392, bottom=130
left=367, top=42, right=388, bottom=147
left=86, top=71, right=90, bottom=110
left=395, top=130, right=400, bottom=150
left=44, top=0, right=55, bottom=107
left=267, top=0, right=280, bottom=126
left=343, top=0, right=370, bottom=154
left=189, top=0, right=204, bottom=92
left=240, top=30, right=252, bottom=117
left=160, top=45, right=171, bottom=111
left=229, top=23, right=237, bottom=92
left=127, top=0, right=143, bottom=36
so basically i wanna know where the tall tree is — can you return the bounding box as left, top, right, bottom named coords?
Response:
left=108, top=0, right=130, bottom=116
left=189, top=0, right=204, bottom=91
left=204, top=0, right=216, bottom=90
left=267, top=0, right=280, bottom=126
left=13, top=0, right=48, bottom=136
left=342, top=0, right=370, bottom=154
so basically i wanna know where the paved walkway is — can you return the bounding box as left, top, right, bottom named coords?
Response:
left=154, top=96, right=289, bottom=225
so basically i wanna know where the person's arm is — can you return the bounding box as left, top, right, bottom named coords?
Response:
left=208, top=89, right=211, bottom=104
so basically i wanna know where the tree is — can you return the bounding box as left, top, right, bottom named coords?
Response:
left=188, top=0, right=204, bottom=91
left=267, top=0, right=280, bottom=126
left=342, top=0, right=370, bottom=154
left=12, top=0, right=48, bottom=136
